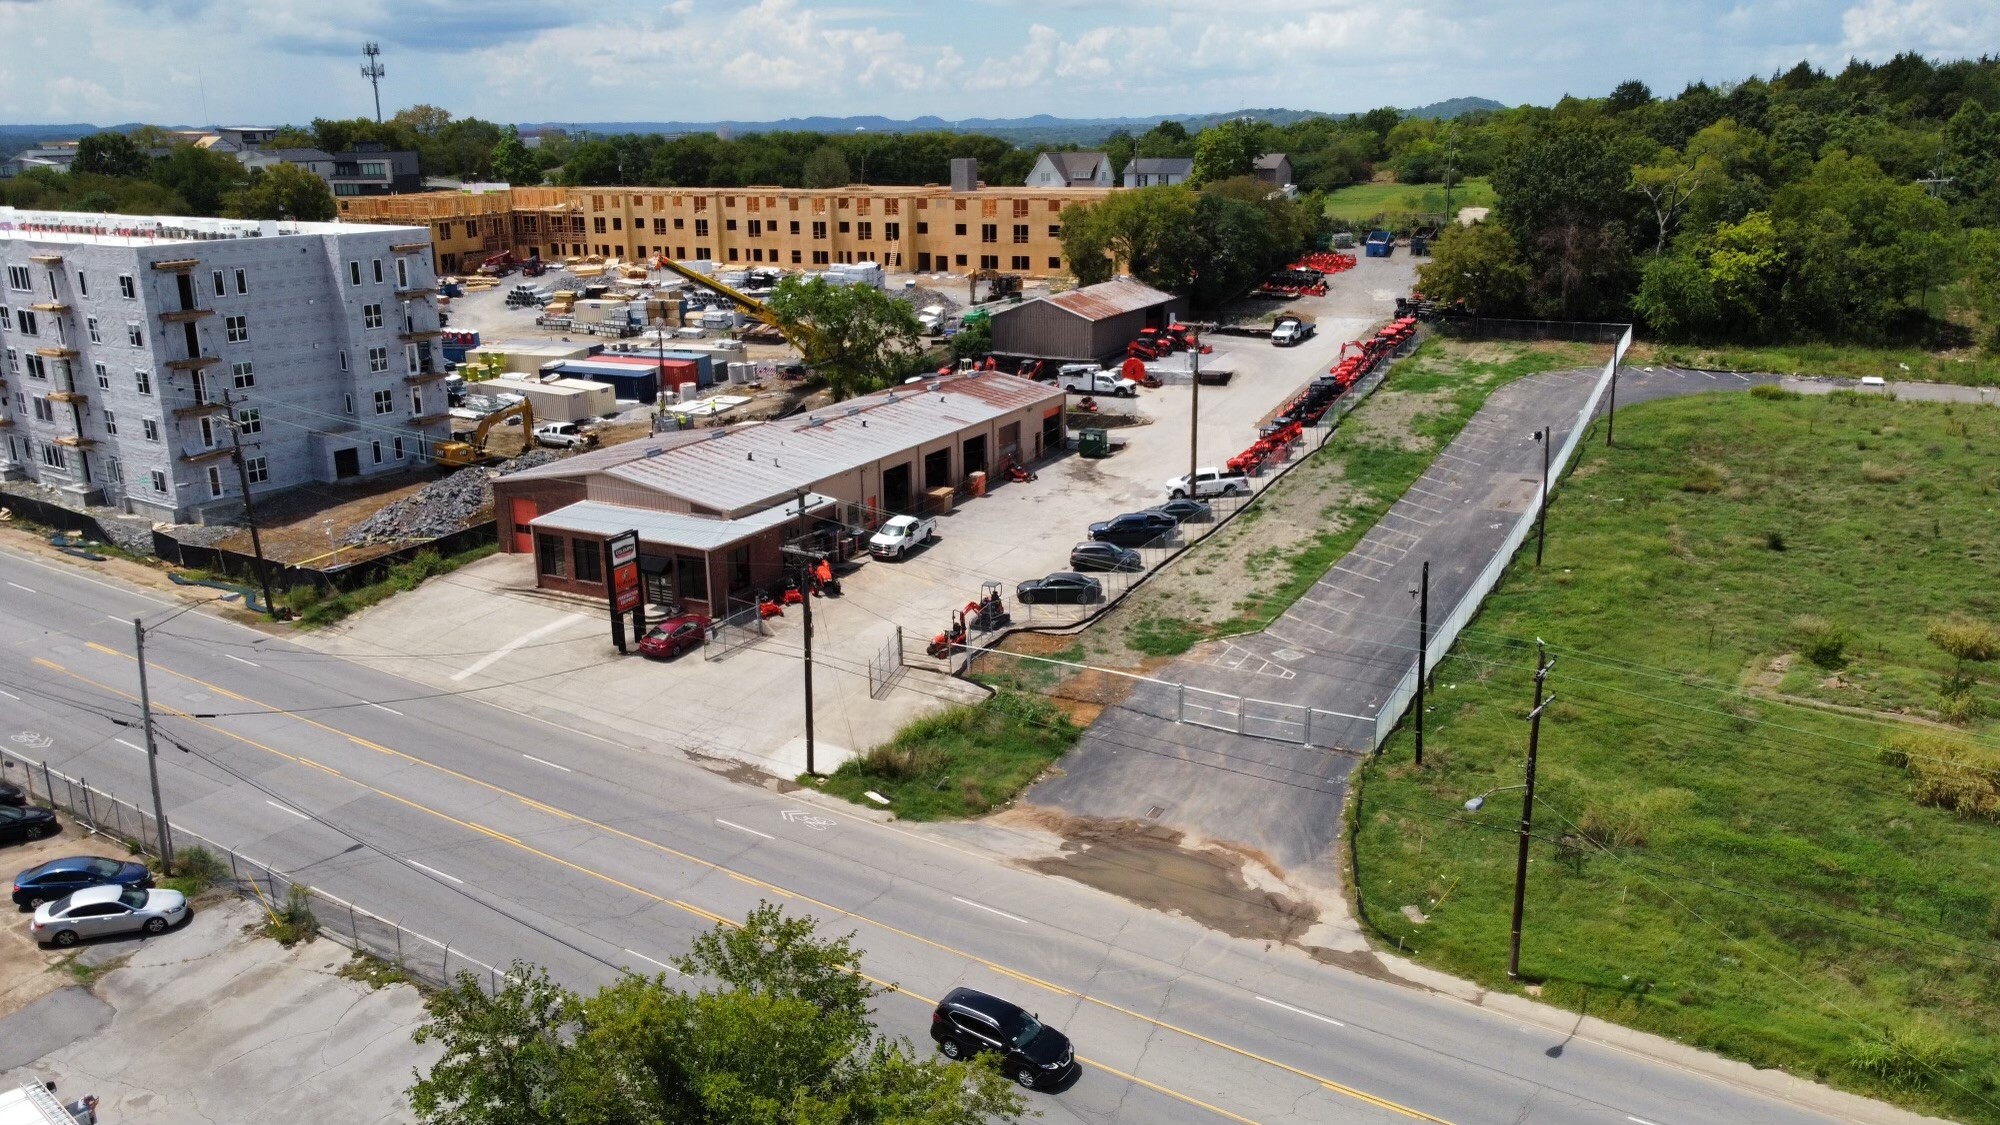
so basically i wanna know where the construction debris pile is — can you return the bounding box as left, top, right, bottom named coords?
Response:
left=344, top=450, right=564, bottom=547
left=896, top=286, right=963, bottom=320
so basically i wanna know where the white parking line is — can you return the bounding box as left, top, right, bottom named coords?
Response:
left=451, top=614, right=586, bottom=682
left=1627, top=1117, right=1665, bottom=1125
left=265, top=800, right=310, bottom=820
left=623, top=948, right=684, bottom=974
left=522, top=753, right=572, bottom=773
left=716, top=818, right=774, bottom=840
left=408, top=861, right=464, bottom=884
left=1439, top=452, right=1483, bottom=466
left=1255, top=996, right=1345, bottom=1026
left=952, top=896, right=1031, bottom=924
left=114, top=738, right=146, bottom=754
left=1702, top=370, right=1718, bottom=379
left=225, top=654, right=259, bottom=667
left=367, top=702, right=404, bottom=716
left=0, top=688, right=18, bottom=700
left=6, top=582, right=35, bottom=594
left=1329, top=564, right=1381, bottom=582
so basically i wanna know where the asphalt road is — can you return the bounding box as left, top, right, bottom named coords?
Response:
left=0, top=525, right=1888, bottom=1125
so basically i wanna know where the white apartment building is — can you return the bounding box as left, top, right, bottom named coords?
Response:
left=0, top=208, right=449, bottom=523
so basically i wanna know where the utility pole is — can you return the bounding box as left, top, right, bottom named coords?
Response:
left=360, top=43, right=386, bottom=124
left=1509, top=641, right=1555, bottom=980
left=783, top=490, right=819, bottom=777
left=1188, top=340, right=1201, bottom=494
left=1532, top=426, right=1550, bottom=568
left=1605, top=363, right=1619, bottom=448
left=133, top=619, right=174, bottom=872
left=223, top=391, right=278, bottom=618
left=1412, top=560, right=1429, bottom=765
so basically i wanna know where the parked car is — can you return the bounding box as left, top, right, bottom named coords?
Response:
left=1087, top=511, right=1176, bottom=547
left=930, top=987, right=1078, bottom=1090
left=638, top=614, right=710, bottom=659
left=869, top=515, right=936, bottom=560
left=31, top=884, right=189, bottom=948
left=0, top=779, right=24, bottom=806
left=1164, top=467, right=1250, bottom=500
left=0, top=805, right=57, bottom=846
left=1145, top=497, right=1212, bottom=524
left=1060, top=368, right=1139, bottom=397
left=1016, top=572, right=1103, bottom=605
left=1068, top=542, right=1144, bottom=573
left=11, top=856, right=152, bottom=909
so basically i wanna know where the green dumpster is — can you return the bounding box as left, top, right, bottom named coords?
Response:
left=1078, top=428, right=1110, bottom=458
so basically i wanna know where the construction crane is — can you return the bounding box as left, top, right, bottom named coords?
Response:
left=435, top=399, right=534, bottom=469
left=650, top=256, right=825, bottom=366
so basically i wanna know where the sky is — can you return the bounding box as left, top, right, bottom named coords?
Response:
left=3, top=0, right=1998, bottom=127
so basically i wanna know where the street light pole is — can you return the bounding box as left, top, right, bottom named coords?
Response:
left=1188, top=342, right=1201, bottom=496
left=1533, top=426, right=1550, bottom=568
left=133, top=618, right=174, bottom=872
left=1508, top=641, right=1555, bottom=981
left=1413, top=559, right=1428, bottom=766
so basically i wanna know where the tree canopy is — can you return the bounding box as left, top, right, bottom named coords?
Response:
left=407, top=904, right=1023, bottom=1125
left=764, top=276, right=924, bottom=400
left=1058, top=180, right=1322, bottom=307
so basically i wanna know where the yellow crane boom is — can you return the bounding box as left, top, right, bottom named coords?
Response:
left=650, top=257, right=825, bottom=365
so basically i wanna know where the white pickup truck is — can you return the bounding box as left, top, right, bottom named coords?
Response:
left=868, top=515, right=936, bottom=559
left=1271, top=314, right=1315, bottom=346
left=533, top=421, right=599, bottom=450
left=1059, top=367, right=1140, bottom=398
left=1165, top=467, right=1251, bottom=500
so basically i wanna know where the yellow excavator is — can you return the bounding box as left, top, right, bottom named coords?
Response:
left=435, top=399, right=534, bottom=469
left=651, top=256, right=825, bottom=365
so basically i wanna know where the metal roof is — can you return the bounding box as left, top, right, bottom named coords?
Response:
left=531, top=493, right=837, bottom=552
left=1126, top=157, right=1192, bottom=175
left=1253, top=152, right=1289, bottom=170
left=1028, top=278, right=1177, bottom=322
left=498, top=426, right=739, bottom=481
left=600, top=372, right=1059, bottom=516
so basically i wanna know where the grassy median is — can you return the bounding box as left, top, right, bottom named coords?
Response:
left=1353, top=389, right=2000, bottom=1120
left=815, top=690, right=1080, bottom=820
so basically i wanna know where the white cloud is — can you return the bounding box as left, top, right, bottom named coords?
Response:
left=1839, top=0, right=2000, bottom=58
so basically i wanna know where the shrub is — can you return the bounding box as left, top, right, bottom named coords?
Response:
left=1748, top=384, right=1799, bottom=400
left=1764, top=530, right=1786, bottom=551
left=1792, top=615, right=1850, bottom=669
left=1926, top=615, right=2000, bottom=699
left=266, top=883, right=320, bottom=945
left=1679, top=462, right=1726, bottom=493
left=1888, top=733, right=2000, bottom=821
left=1847, top=1024, right=1962, bottom=1090
left=857, top=742, right=950, bottom=781
left=171, top=845, right=228, bottom=893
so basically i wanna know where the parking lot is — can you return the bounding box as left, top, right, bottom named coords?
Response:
left=303, top=255, right=1418, bottom=776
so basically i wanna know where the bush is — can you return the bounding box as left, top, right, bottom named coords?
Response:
left=266, top=883, right=320, bottom=945
left=857, top=741, right=951, bottom=781
left=171, top=845, right=228, bottom=894
left=1792, top=615, right=1850, bottom=669
left=1749, top=384, right=1800, bottom=400
left=1886, top=732, right=2000, bottom=821
left=1847, top=1025, right=1963, bottom=1090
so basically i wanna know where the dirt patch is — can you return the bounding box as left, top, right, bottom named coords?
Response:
left=0, top=818, right=95, bottom=1018
left=1339, top=388, right=1449, bottom=452
left=1752, top=652, right=1793, bottom=690
left=1005, top=809, right=1318, bottom=945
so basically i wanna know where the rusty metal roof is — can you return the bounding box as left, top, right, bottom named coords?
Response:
left=1029, top=277, right=1176, bottom=322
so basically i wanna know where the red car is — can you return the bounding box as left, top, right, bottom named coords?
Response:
left=638, top=614, right=711, bottom=659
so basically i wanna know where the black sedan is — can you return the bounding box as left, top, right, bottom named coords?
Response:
left=1069, top=542, right=1144, bottom=573
left=0, top=805, right=57, bottom=847
left=931, top=987, right=1078, bottom=1090
left=0, top=779, right=24, bottom=806
left=1087, top=511, right=1177, bottom=548
left=11, top=855, right=152, bottom=909
left=1145, top=497, right=1212, bottom=524
left=1017, top=572, right=1103, bottom=605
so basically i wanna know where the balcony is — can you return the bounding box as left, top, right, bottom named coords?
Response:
left=29, top=252, right=61, bottom=265
left=172, top=399, right=229, bottom=419
left=158, top=307, right=214, bottom=323
left=398, top=328, right=444, bottom=343
left=394, top=286, right=438, bottom=299
left=33, top=345, right=77, bottom=359
left=179, top=446, right=233, bottom=465
left=409, top=410, right=451, bottom=425
left=391, top=241, right=429, bottom=253
left=150, top=258, right=200, bottom=272
left=404, top=368, right=449, bottom=385
left=30, top=301, right=69, bottom=314
left=53, top=435, right=96, bottom=448
left=48, top=389, right=86, bottom=404
left=166, top=354, right=220, bottom=371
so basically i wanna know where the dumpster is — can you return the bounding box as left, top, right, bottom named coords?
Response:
left=1078, top=428, right=1111, bottom=459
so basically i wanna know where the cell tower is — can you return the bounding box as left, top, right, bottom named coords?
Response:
left=361, top=43, right=386, bottom=123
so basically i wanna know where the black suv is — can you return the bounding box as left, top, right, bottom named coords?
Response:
left=930, top=987, right=1078, bottom=1090
left=1087, top=511, right=1176, bottom=547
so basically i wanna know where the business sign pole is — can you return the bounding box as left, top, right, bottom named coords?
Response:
left=607, top=529, right=642, bottom=653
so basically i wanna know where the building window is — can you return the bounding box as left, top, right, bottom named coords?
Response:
left=980, top=254, right=999, bottom=269
left=955, top=254, right=968, bottom=267
left=343, top=392, right=354, bottom=415
left=102, top=455, right=120, bottom=485
left=349, top=261, right=362, bottom=286
left=102, top=409, right=116, bottom=435
left=373, top=389, right=393, bottom=414
left=410, top=386, right=424, bottom=414
left=1011, top=256, right=1030, bottom=270
left=2, top=348, right=14, bottom=375
left=747, top=220, right=761, bottom=237
left=536, top=533, right=567, bottom=578
left=236, top=408, right=260, bottom=435
left=142, top=417, right=160, bottom=441
left=212, top=270, right=226, bottom=296
left=1013, top=224, right=1029, bottom=244
left=16, top=310, right=36, bottom=337
left=40, top=443, right=66, bottom=469
left=149, top=469, right=167, bottom=493
left=24, top=354, right=45, bottom=380
left=363, top=303, right=383, bottom=329
left=916, top=222, right=929, bottom=235
left=118, top=274, right=136, bottom=299
left=396, top=258, right=409, bottom=288
left=225, top=315, right=248, bottom=343
left=791, top=250, right=802, bottom=264
left=789, top=220, right=800, bottom=235
left=94, top=363, right=109, bottom=389
left=207, top=466, right=224, bottom=498
left=694, top=219, right=709, bottom=238
left=0, top=306, right=8, bottom=330
left=394, top=436, right=404, bottom=460
left=857, top=222, right=872, bottom=241
left=76, top=272, right=87, bottom=296
left=573, top=538, right=603, bottom=584
left=371, top=440, right=383, bottom=464
left=1049, top=256, right=1062, bottom=269
left=32, top=397, right=54, bottom=422
left=135, top=370, right=152, bottom=395
left=1013, top=200, right=1030, bottom=218
left=726, top=248, right=739, bottom=262
left=339, top=350, right=349, bottom=371
left=837, top=221, right=849, bottom=234
left=592, top=217, right=606, bottom=234
left=244, top=456, right=268, bottom=484
left=368, top=346, right=388, bottom=373
left=6, top=266, right=30, bottom=291
left=86, top=316, right=100, bottom=343
left=981, top=224, right=998, bottom=244
left=371, top=259, right=383, bottom=284
left=226, top=360, right=255, bottom=390
left=954, top=223, right=967, bottom=236
left=127, top=323, right=143, bottom=347
left=232, top=268, right=247, bottom=294
left=885, top=222, right=899, bottom=240
left=812, top=250, right=829, bottom=265
left=811, top=221, right=827, bottom=240
left=725, top=219, right=738, bottom=232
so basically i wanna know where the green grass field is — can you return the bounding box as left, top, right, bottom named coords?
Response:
left=813, top=691, right=1079, bottom=820
left=1323, top=178, right=1495, bottom=226
left=1640, top=340, right=2000, bottom=388
left=1353, top=390, right=2000, bottom=1120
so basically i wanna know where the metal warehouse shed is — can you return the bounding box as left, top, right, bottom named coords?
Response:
left=989, top=278, right=1183, bottom=364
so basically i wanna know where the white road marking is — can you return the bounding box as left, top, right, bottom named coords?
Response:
left=106, top=616, right=127, bottom=624
left=715, top=818, right=774, bottom=840
left=1256, top=996, right=1346, bottom=1026
left=522, top=753, right=572, bottom=773
left=407, top=861, right=464, bottom=885
left=1628, top=1117, right=1665, bottom=1125
left=225, top=654, right=259, bottom=667
left=1701, top=370, right=1718, bottom=379
left=1329, top=563, right=1381, bottom=582
left=0, top=688, right=19, bottom=700
left=450, top=614, right=586, bottom=681
left=6, top=582, right=35, bottom=593
left=367, top=702, right=404, bottom=716
left=114, top=738, right=147, bottom=754
left=265, top=800, right=310, bottom=820
left=623, top=948, right=683, bottom=974
left=952, top=896, right=1031, bottom=924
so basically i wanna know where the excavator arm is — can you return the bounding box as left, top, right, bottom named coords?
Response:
left=436, top=398, right=534, bottom=468
left=651, top=256, right=826, bottom=365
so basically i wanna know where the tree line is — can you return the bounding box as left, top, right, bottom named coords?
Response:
left=1412, top=54, right=2000, bottom=347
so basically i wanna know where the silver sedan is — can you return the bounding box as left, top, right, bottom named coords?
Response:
left=32, top=884, right=189, bottom=947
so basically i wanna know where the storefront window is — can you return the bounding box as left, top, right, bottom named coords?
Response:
left=573, top=538, right=603, bottom=584
left=536, top=533, right=567, bottom=578
left=728, top=546, right=752, bottom=596
left=677, top=555, right=709, bottom=603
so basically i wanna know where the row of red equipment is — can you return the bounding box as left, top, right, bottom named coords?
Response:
left=1224, top=315, right=1420, bottom=475
left=1127, top=323, right=1205, bottom=361
left=1251, top=252, right=1359, bottom=299
left=1290, top=251, right=1358, bottom=274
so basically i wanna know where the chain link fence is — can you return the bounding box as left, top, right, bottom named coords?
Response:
left=704, top=595, right=772, bottom=661
left=0, top=746, right=517, bottom=997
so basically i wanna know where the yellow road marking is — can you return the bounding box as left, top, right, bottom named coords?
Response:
left=51, top=646, right=1449, bottom=1123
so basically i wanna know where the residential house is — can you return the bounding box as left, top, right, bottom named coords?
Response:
left=1025, top=152, right=1114, bottom=188
left=1121, top=157, right=1192, bottom=188
left=1252, top=153, right=1294, bottom=188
